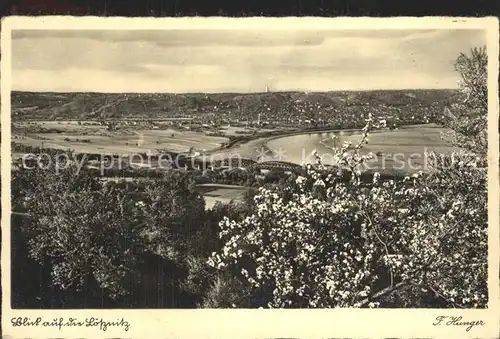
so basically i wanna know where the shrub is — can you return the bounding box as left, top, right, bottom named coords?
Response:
left=12, top=162, right=207, bottom=304
left=200, top=272, right=253, bottom=308
left=206, top=47, right=488, bottom=308
left=208, top=120, right=487, bottom=308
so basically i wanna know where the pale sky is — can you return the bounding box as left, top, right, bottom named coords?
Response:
left=11, top=29, right=487, bottom=93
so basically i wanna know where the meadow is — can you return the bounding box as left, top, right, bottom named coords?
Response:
left=12, top=120, right=228, bottom=156
left=12, top=89, right=461, bottom=168
left=10, top=68, right=487, bottom=310
left=11, top=90, right=465, bottom=209
left=195, top=183, right=249, bottom=210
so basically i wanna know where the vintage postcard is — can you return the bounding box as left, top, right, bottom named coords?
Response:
left=1, top=16, right=499, bottom=338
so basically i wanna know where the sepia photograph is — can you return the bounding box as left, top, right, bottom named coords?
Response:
left=1, top=16, right=499, bottom=338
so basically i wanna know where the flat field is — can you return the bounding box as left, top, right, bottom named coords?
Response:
left=196, top=184, right=248, bottom=210
left=12, top=121, right=229, bottom=155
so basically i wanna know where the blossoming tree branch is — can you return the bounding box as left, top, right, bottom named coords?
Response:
left=207, top=46, right=488, bottom=308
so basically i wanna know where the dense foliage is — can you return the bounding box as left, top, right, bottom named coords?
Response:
left=205, top=47, right=489, bottom=308
left=10, top=47, right=488, bottom=309
left=12, top=163, right=221, bottom=307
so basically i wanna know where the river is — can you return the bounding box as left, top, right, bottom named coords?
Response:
left=264, top=124, right=459, bottom=174
left=199, top=123, right=459, bottom=175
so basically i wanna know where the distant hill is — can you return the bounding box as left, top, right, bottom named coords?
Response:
left=11, top=89, right=462, bottom=121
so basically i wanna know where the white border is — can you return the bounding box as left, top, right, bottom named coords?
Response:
left=1, top=16, right=499, bottom=339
